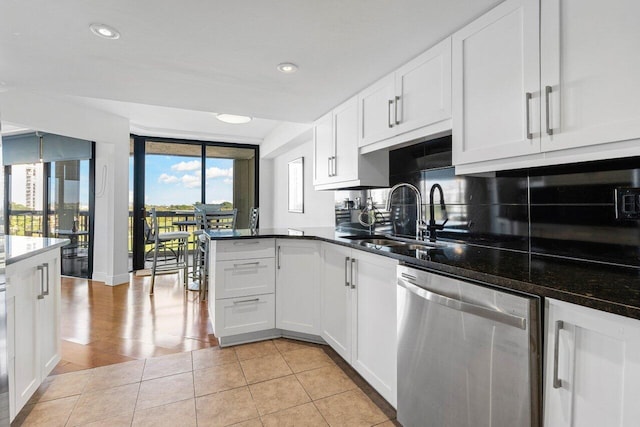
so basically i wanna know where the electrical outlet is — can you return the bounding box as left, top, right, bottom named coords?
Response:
left=615, top=188, right=640, bottom=220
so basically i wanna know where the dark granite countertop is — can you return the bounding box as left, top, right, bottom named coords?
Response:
left=205, top=227, right=640, bottom=320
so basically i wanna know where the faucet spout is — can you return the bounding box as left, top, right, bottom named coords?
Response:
left=386, top=183, right=424, bottom=241
left=428, top=183, right=448, bottom=242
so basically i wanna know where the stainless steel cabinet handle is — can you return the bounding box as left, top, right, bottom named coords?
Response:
left=233, top=298, right=260, bottom=304
left=233, top=261, right=260, bottom=268
left=36, top=265, right=45, bottom=299
left=350, top=258, right=356, bottom=289
left=43, top=262, right=50, bottom=296
left=388, top=99, right=394, bottom=128
left=344, top=257, right=350, bottom=287
left=327, top=157, right=332, bottom=177
left=525, top=92, right=533, bottom=140
left=333, top=156, right=337, bottom=177
left=545, top=85, right=553, bottom=136
left=553, top=320, right=564, bottom=389
left=395, top=95, right=401, bottom=125
left=398, top=277, right=527, bottom=330
left=232, top=241, right=260, bottom=245
left=277, top=246, right=281, bottom=269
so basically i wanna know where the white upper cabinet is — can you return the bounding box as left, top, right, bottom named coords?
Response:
left=544, top=299, right=640, bottom=427
left=359, top=74, right=398, bottom=147
left=360, top=38, right=452, bottom=150
left=454, top=0, right=640, bottom=173
left=394, top=38, right=452, bottom=138
left=313, top=111, right=333, bottom=186
left=313, top=96, right=388, bottom=190
left=452, top=0, right=540, bottom=165
left=540, top=0, right=640, bottom=152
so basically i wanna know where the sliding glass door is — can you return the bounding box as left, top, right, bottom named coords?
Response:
left=3, top=132, right=95, bottom=278
left=129, top=136, right=259, bottom=272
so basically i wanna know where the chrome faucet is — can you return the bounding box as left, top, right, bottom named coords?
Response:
left=428, top=183, right=448, bottom=242
left=386, top=183, right=425, bottom=241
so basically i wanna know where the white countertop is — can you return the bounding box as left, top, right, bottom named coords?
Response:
left=3, top=235, right=70, bottom=265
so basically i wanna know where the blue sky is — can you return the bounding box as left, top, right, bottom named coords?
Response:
left=129, top=155, right=234, bottom=207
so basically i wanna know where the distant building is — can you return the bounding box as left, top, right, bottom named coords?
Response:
left=25, top=165, right=37, bottom=210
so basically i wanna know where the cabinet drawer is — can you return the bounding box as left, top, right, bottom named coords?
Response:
left=213, top=294, right=275, bottom=338
left=214, top=239, right=275, bottom=261
left=214, top=258, right=276, bottom=299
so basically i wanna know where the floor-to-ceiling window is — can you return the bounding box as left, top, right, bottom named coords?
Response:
left=129, top=135, right=259, bottom=271
left=3, top=132, right=95, bottom=278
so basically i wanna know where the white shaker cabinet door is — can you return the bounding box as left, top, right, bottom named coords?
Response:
left=320, top=243, right=352, bottom=362
left=452, top=0, right=540, bottom=165
left=359, top=74, right=397, bottom=147
left=544, top=299, right=640, bottom=427
left=275, top=240, right=321, bottom=335
left=395, top=37, right=451, bottom=136
left=351, top=251, right=398, bottom=408
left=38, top=253, right=61, bottom=377
left=540, top=0, right=640, bottom=153
left=332, top=96, right=359, bottom=183
left=313, top=111, right=334, bottom=186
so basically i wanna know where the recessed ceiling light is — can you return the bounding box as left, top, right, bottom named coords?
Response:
left=277, top=63, right=298, bottom=74
left=89, top=23, right=120, bottom=40
left=216, top=114, right=252, bottom=124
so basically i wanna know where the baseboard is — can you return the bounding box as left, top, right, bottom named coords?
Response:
left=217, top=329, right=325, bottom=348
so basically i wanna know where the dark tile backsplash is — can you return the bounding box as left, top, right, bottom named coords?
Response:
left=387, top=139, right=640, bottom=268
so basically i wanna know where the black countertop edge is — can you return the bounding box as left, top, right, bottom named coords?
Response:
left=205, top=228, right=640, bottom=321
left=4, top=235, right=70, bottom=265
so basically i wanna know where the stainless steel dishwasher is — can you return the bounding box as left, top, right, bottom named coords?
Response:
left=397, top=265, right=540, bottom=427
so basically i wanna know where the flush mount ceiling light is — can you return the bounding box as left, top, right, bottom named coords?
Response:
left=277, top=62, right=298, bottom=74
left=89, top=23, right=120, bottom=39
left=216, top=114, right=252, bottom=124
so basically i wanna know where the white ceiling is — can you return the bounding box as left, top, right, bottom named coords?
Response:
left=0, top=0, right=501, bottom=141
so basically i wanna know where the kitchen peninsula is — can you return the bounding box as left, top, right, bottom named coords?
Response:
left=4, top=235, right=68, bottom=420
left=205, top=226, right=640, bottom=420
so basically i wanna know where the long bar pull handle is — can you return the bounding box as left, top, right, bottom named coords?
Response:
left=525, top=92, right=533, bottom=140
left=232, top=241, right=260, bottom=245
left=388, top=99, right=394, bottom=128
left=233, top=261, right=260, bottom=268
left=395, top=95, right=401, bottom=125
left=328, top=157, right=332, bottom=177
left=344, top=257, right=350, bottom=287
left=553, top=320, right=564, bottom=389
left=545, top=85, right=553, bottom=136
left=350, top=258, right=356, bottom=289
left=36, top=265, right=45, bottom=299
left=277, top=246, right=281, bottom=270
left=233, top=298, right=260, bottom=304
left=43, top=262, right=50, bottom=296
left=398, top=277, right=527, bottom=330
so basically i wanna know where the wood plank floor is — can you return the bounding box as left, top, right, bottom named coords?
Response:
left=55, top=272, right=216, bottom=374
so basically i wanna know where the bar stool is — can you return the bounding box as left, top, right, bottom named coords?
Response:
left=149, top=208, right=190, bottom=295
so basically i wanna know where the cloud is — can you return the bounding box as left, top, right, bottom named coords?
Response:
left=158, top=173, right=179, bottom=184
left=171, top=160, right=201, bottom=171
left=223, top=178, right=233, bottom=185
left=206, top=167, right=233, bottom=179
left=181, top=174, right=201, bottom=188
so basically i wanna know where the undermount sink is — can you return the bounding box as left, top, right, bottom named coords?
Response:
left=342, top=234, right=449, bottom=250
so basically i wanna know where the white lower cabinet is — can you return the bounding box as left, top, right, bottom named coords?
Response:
left=208, top=239, right=276, bottom=343
left=6, top=249, right=61, bottom=421
left=213, top=294, right=275, bottom=337
left=320, top=243, right=398, bottom=407
left=544, top=299, right=640, bottom=426
left=320, top=243, right=353, bottom=361
left=275, top=239, right=321, bottom=335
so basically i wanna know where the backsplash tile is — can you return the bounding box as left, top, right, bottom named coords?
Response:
left=382, top=139, right=640, bottom=267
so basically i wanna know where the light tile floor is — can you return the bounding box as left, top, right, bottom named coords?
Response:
left=14, top=339, right=399, bottom=427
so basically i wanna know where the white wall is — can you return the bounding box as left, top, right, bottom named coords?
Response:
left=0, top=90, right=130, bottom=285
left=272, top=139, right=335, bottom=228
